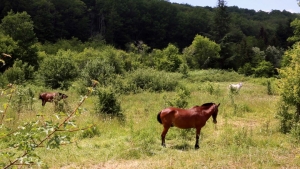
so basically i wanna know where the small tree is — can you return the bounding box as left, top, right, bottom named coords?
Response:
left=277, top=42, right=300, bottom=137
left=288, top=18, right=300, bottom=43
left=37, top=53, right=79, bottom=89
left=0, top=11, right=38, bottom=68
left=183, top=35, right=220, bottom=69
left=151, top=44, right=183, bottom=72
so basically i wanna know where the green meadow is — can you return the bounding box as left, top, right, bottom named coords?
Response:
left=1, top=70, right=299, bottom=168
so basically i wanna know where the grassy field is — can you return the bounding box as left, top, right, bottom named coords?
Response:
left=1, top=70, right=300, bottom=168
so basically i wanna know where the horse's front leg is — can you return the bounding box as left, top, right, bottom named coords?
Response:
left=195, top=128, right=201, bottom=149
left=42, top=100, right=46, bottom=106
left=161, top=126, right=170, bottom=147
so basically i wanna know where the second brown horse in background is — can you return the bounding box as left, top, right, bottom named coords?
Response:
left=39, top=92, right=68, bottom=106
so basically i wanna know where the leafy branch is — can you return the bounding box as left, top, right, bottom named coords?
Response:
left=1, top=80, right=98, bottom=168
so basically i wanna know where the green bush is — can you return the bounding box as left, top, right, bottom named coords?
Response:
left=95, top=87, right=122, bottom=116
left=3, top=66, right=25, bottom=84
left=238, top=63, right=254, bottom=76
left=3, top=60, right=35, bottom=84
left=37, top=53, right=79, bottom=89
left=81, top=58, right=116, bottom=87
left=253, top=61, right=274, bottom=77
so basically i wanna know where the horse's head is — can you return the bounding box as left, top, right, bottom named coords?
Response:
left=58, top=92, right=68, bottom=99
left=212, top=103, right=220, bottom=124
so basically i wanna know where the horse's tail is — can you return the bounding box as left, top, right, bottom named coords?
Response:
left=157, top=112, right=162, bottom=124
left=39, top=93, right=42, bottom=100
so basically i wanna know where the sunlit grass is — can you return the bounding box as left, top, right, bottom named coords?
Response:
left=1, top=70, right=300, bottom=168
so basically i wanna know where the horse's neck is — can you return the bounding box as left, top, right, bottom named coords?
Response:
left=204, top=105, right=215, bottom=116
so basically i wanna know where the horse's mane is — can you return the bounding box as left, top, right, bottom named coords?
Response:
left=201, top=102, right=214, bottom=107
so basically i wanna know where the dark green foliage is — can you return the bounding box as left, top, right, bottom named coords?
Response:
left=0, top=0, right=298, bottom=81
left=37, top=54, right=79, bottom=90
left=0, top=11, right=38, bottom=67
left=39, top=38, right=86, bottom=55
left=0, top=0, right=297, bottom=53
left=0, top=31, right=18, bottom=72
left=253, top=61, right=274, bottom=78
left=265, top=46, right=284, bottom=68
left=212, top=0, right=231, bottom=42
left=3, top=60, right=34, bottom=84
left=238, top=63, right=254, bottom=76
left=0, top=74, right=8, bottom=88
left=95, top=87, right=121, bottom=116
left=3, top=66, right=25, bottom=84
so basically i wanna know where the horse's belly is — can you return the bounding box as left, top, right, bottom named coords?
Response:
left=173, top=121, right=195, bottom=129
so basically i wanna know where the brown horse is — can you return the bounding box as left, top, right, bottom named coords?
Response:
left=157, top=102, right=220, bottom=149
left=39, top=92, right=68, bottom=106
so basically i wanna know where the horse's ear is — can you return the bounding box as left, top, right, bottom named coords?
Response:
left=217, top=103, right=220, bottom=107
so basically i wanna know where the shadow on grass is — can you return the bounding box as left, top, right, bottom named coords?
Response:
left=170, top=143, right=193, bottom=151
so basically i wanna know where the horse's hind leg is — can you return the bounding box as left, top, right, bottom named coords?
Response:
left=161, top=126, right=170, bottom=147
left=195, top=128, right=201, bottom=149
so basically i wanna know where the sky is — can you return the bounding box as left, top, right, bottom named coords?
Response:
left=169, top=0, right=300, bottom=13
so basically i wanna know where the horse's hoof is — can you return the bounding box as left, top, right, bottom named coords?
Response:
left=195, top=145, right=199, bottom=149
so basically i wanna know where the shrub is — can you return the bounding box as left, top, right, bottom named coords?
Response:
left=238, top=63, right=254, bottom=76
left=95, top=87, right=122, bottom=116
left=3, top=60, right=35, bottom=84
left=81, top=58, right=116, bottom=87
left=179, top=63, right=189, bottom=78
left=37, top=53, right=79, bottom=89
left=3, top=66, right=25, bottom=84
left=253, top=61, right=274, bottom=77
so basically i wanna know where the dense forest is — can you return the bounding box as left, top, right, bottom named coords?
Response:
left=0, top=0, right=300, bottom=82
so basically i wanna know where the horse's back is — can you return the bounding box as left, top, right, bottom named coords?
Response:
left=39, top=92, right=56, bottom=101
left=160, top=107, right=201, bottom=129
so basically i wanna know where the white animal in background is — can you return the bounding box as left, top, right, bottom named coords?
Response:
left=229, top=82, right=243, bottom=92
